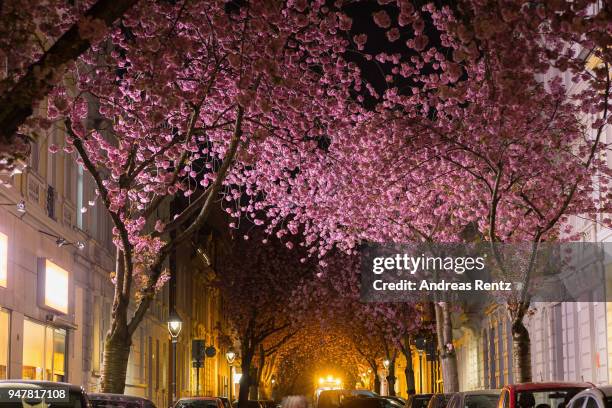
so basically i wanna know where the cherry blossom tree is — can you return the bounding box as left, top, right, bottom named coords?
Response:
left=233, top=0, right=611, bottom=386
left=293, top=253, right=425, bottom=395
left=41, top=0, right=361, bottom=393
left=0, top=0, right=141, bottom=171
left=213, top=233, right=315, bottom=407
left=415, top=0, right=612, bottom=383
left=271, top=326, right=365, bottom=397
left=10, top=0, right=611, bottom=392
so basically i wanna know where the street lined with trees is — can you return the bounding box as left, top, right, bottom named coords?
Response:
left=0, top=0, right=611, bottom=401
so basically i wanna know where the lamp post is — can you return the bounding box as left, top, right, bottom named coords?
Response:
left=168, top=310, right=183, bottom=405
left=382, top=360, right=390, bottom=395
left=226, top=350, right=236, bottom=403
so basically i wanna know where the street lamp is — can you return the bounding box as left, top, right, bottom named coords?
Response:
left=225, top=350, right=236, bottom=364
left=167, top=310, right=183, bottom=404
left=382, top=360, right=391, bottom=396
left=225, top=349, right=236, bottom=402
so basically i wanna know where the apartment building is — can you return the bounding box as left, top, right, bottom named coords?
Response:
left=0, top=100, right=232, bottom=406
left=172, top=221, right=234, bottom=400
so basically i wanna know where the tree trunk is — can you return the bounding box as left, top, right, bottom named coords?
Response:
left=374, top=375, right=381, bottom=395
left=368, top=362, right=381, bottom=394
left=100, top=253, right=133, bottom=393
left=435, top=302, right=459, bottom=392
left=100, top=326, right=132, bottom=393
left=401, top=340, right=416, bottom=396
left=251, top=345, right=265, bottom=399
left=249, top=370, right=259, bottom=400
left=239, top=351, right=253, bottom=408
left=387, top=356, right=397, bottom=396
left=511, top=313, right=532, bottom=382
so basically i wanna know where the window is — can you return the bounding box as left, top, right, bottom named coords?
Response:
left=0, top=308, right=9, bottom=378
left=0, top=232, right=7, bottom=288
left=47, top=185, right=56, bottom=219
left=22, top=319, right=66, bottom=381
left=40, top=259, right=69, bottom=314
left=30, top=140, right=40, bottom=173
left=92, top=296, right=101, bottom=372
left=156, top=339, right=160, bottom=390
left=64, top=154, right=73, bottom=202
left=517, top=389, right=586, bottom=408
left=77, top=165, right=84, bottom=229
left=465, top=395, right=499, bottom=408
left=148, top=336, right=153, bottom=399
left=162, top=342, right=167, bottom=386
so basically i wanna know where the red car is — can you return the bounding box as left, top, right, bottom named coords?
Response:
left=498, top=382, right=594, bottom=408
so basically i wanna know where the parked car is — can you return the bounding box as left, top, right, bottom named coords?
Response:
left=498, top=382, right=594, bottom=408
left=447, top=390, right=500, bottom=408
left=259, top=400, right=277, bottom=408
left=566, top=386, right=612, bottom=408
left=381, top=397, right=405, bottom=408
left=175, top=397, right=225, bottom=408
left=216, top=397, right=232, bottom=408
left=386, top=397, right=407, bottom=406
left=0, top=380, right=89, bottom=408
left=319, top=390, right=350, bottom=408
left=318, top=389, right=380, bottom=408
left=340, top=397, right=400, bottom=408
left=406, top=394, right=433, bottom=408
left=89, top=393, right=157, bottom=408
left=351, top=391, right=379, bottom=398
left=427, top=393, right=455, bottom=408
left=231, top=400, right=266, bottom=408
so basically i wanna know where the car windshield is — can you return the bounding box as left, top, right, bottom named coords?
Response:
left=432, top=394, right=454, bottom=408
left=176, top=401, right=217, bottom=408
left=353, top=392, right=377, bottom=398
left=384, top=400, right=403, bottom=408
left=412, top=396, right=432, bottom=408
left=516, top=389, right=585, bottom=408
left=90, top=400, right=142, bottom=408
left=342, top=399, right=383, bottom=408
left=464, top=395, right=499, bottom=408
left=320, top=392, right=348, bottom=408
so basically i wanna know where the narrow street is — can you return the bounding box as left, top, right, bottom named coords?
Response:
left=0, top=1, right=610, bottom=408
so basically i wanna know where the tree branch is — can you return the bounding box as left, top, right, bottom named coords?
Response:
left=0, top=0, right=140, bottom=145
left=66, top=118, right=134, bottom=281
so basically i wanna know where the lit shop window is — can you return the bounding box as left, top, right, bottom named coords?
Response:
left=0, top=308, right=8, bottom=379
left=22, top=319, right=66, bottom=381
left=0, top=232, right=7, bottom=288
left=39, top=259, right=69, bottom=314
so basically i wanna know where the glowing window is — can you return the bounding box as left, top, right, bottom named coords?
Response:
left=43, top=260, right=69, bottom=314
left=0, top=232, right=7, bottom=288
left=0, top=309, right=8, bottom=379
left=22, top=319, right=66, bottom=381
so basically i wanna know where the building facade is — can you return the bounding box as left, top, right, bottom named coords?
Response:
left=172, top=224, right=234, bottom=400
left=0, top=101, right=231, bottom=406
